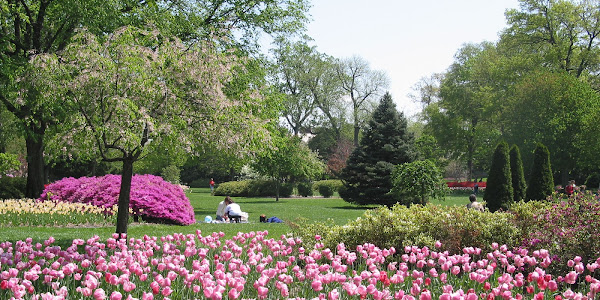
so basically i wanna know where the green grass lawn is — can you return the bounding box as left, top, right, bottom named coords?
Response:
left=1, top=188, right=473, bottom=246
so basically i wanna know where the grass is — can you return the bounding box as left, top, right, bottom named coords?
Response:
left=0, top=188, right=473, bottom=247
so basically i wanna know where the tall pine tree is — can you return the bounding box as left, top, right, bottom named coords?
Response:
left=484, top=141, right=513, bottom=212
left=510, top=145, right=527, bottom=202
left=339, top=92, right=415, bottom=206
left=526, top=143, right=554, bottom=201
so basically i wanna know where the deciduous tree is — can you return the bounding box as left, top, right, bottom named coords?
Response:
left=252, top=128, right=324, bottom=201
left=390, top=160, right=448, bottom=206
left=335, top=56, right=389, bottom=146
left=48, top=27, right=273, bottom=234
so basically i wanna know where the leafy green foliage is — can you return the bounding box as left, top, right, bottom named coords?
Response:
left=161, top=165, right=181, bottom=185
left=214, top=180, right=293, bottom=198
left=312, top=180, right=342, bottom=198
left=252, top=129, right=324, bottom=200
left=296, top=182, right=313, bottom=197
left=340, top=93, right=415, bottom=206
left=0, top=153, right=20, bottom=175
left=509, top=145, right=527, bottom=202
left=505, top=70, right=598, bottom=182
left=214, top=181, right=251, bottom=197
left=292, top=204, right=522, bottom=255
left=526, top=143, right=554, bottom=201
left=484, top=142, right=513, bottom=212
left=0, top=177, right=26, bottom=200
left=390, top=160, right=448, bottom=206
left=414, top=135, right=446, bottom=169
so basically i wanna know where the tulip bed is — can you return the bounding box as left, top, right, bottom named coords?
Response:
left=0, top=199, right=119, bottom=227
left=1, top=230, right=599, bottom=300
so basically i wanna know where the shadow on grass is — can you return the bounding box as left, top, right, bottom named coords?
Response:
left=330, top=205, right=378, bottom=210
left=195, top=209, right=215, bottom=216
left=236, top=200, right=288, bottom=204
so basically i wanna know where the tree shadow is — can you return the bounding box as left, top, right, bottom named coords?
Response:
left=330, top=205, right=377, bottom=210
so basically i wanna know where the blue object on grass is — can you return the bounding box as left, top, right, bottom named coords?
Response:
left=266, top=216, right=283, bottom=223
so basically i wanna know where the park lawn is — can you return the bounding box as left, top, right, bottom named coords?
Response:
left=0, top=188, right=471, bottom=247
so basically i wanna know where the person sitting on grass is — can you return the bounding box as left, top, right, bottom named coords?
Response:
left=466, top=194, right=484, bottom=212
left=224, top=197, right=243, bottom=223
left=216, top=196, right=229, bottom=221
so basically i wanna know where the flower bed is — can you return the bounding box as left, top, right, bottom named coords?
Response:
left=0, top=199, right=119, bottom=227
left=39, top=174, right=195, bottom=225
left=0, top=231, right=598, bottom=299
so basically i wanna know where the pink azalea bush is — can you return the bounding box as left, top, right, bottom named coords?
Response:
left=1, top=231, right=600, bottom=299
left=38, top=174, right=195, bottom=225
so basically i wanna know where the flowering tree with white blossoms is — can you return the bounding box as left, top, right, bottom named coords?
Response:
left=36, top=26, right=274, bottom=234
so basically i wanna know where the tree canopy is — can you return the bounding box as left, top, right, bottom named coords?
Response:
left=33, top=26, right=275, bottom=233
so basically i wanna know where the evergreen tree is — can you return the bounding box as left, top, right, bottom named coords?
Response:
left=526, top=143, right=554, bottom=201
left=510, top=145, right=527, bottom=202
left=484, top=141, right=513, bottom=212
left=339, top=92, right=415, bottom=206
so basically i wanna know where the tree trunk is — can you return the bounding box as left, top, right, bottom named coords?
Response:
left=25, top=134, right=46, bottom=199
left=275, top=179, right=280, bottom=202
left=353, top=125, right=360, bottom=147
left=116, top=158, right=134, bottom=236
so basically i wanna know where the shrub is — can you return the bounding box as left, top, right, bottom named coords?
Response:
left=521, top=192, right=600, bottom=275
left=214, top=181, right=250, bottom=197
left=313, top=180, right=342, bottom=198
left=296, top=181, right=313, bottom=197
left=0, top=176, right=26, bottom=200
left=509, top=145, right=527, bottom=202
left=247, top=180, right=293, bottom=198
left=292, top=203, right=523, bottom=254
left=526, top=143, right=554, bottom=201
left=484, top=141, right=513, bottom=212
left=39, top=174, right=195, bottom=225
left=214, top=180, right=293, bottom=198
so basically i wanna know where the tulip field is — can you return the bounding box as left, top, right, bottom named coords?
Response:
left=1, top=230, right=599, bottom=300
left=1, top=189, right=600, bottom=299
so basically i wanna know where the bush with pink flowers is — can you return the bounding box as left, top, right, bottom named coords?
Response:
left=522, top=192, right=600, bottom=275
left=39, top=174, right=195, bottom=225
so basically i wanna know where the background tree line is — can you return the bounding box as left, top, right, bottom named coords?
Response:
left=414, top=0, right=600, bottom=187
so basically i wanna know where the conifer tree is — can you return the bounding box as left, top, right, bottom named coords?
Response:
left=484, top=141, right=513, bottom=212
left=339, top=92, right=415, bottom=206
left=510, top=145, right=527, bottom=202
left=526, top=143, right=554, bottom=201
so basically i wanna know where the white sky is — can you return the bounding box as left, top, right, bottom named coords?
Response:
left=305, top=0, right=521, bottom=118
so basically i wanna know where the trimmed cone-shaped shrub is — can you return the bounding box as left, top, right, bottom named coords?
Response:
left=510, top=145, right=527, bottom=202
left=484, top=141, right=513, bottom=212
left=526, top=143, right=554, bottom=201
left=339, top=93, right=415, bottom=206
left=39, top=174, right=196, bottom=225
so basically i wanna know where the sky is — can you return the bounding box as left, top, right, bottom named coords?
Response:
left=305, top=0, right=521, bottom=118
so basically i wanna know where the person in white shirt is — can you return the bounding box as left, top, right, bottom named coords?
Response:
left=216, top=196, right=229, bottom=221
left=224, top=197, right=243, bottom=222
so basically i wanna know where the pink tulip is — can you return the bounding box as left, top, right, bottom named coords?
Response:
left=110, top=291, right=122, bottom=300
left=257, top=286, right=268, bottom=299
left=93, top=288, right=106, bottom=300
